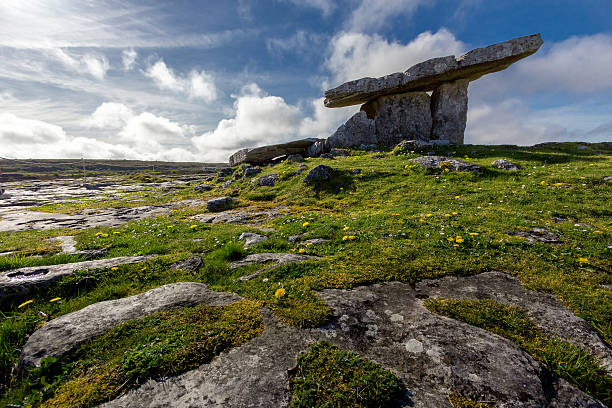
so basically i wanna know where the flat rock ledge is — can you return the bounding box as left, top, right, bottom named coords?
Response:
left=230, top=253, right=320, bottom=281
left=192, top=206, right=289, bottom=225
left=410, top=156, right=485, bottom=172
left=0, top=256, right=152, bottom=299
left=100, top=275, right=603, bottom=408
left=19, top=282, right=242, bottom=369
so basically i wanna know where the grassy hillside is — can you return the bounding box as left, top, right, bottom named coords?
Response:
left=0, top=142, right=610, bottom=406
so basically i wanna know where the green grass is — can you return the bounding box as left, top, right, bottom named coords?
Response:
left=289, top=341, right=406, bottom=407
left=0, top=142, right=610, bottom=404
left=2, top=299, right=263, bottom=408
left=424, top=298, right=612, bottom=405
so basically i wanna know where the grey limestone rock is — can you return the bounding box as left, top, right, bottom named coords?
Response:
left=239, top=232, right=269, bottom=248
left=285, top=154, right=304, bottom=162
left=492, top=158, right=522, bottom=171
left=206, top=197, right=233, bottom=212
left=230, top=252, right=320, bottom=281
left=327, top=111, right=376, bottom=149
left=19, top=282, right=242, bottom=369
left=193, top=206, right=289, bottom=225
left=244, top=166, right=262, bottom=177
left=228, top=138, right=322, bottom=166
left=170, top=255, right=203, bottom=273
left=329, top=148, right=350, bottom=157
left=257, top=173, right=277, bottom=187
left=366, top=92, right=432, bottom=146
left=306, top=139, right=330, bottom=157
left=324, top=34, right=543, bottom=108
left=410, top=156, right=485, bottom=172
left=220, top=180, right=235, bottom=189
left=303, top=165, right=333, bottom=183
left=510, top=227, right=563, bottom=244
left=430, top=79, right=468, bottom=143
left=0, top=256, right=152, bottom=299
left=194, top=184, right=213, bottom=192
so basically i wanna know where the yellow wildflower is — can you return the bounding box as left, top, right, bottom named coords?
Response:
left=392, top=213, right=400, bottom=216
left=444, top=213, right=451, bottom=217
left=469, top=232, right=480, bottom=236
left=101, top=233, right=109, bottom=237
left=49, top=297, right=61, bottom=303
left=447, top=237, right=454, bottom=242
left=274, top=288, right=286, bottom=299
left=456, top=238, right=464, bottom=243
left=111, top=267, right=119, bottom=271
left=589, top=163, right=594, bottom=166
left=410, top=150, right=414, bottom=154
left=140, top=267, right=147, bottom=271
left=298, top=248, right=306, bottom=254
left=453, top=244, right=459, bottom=247
left=343, top=226, right=350, bottom=231
left=553, top=182, right=565, bottom=187
left=348, top=235, right=356, bottom=240
left=189, top=224, right=198, bottom=229
left=302, top=222, right=310, bottom=227
left=404, top=164, right=410, bottom=169
left=452, top=212, right=458, bottom=215
left=290, top=248, right=296, bottom=253
left=167, top=225, right=174, bottom=229
left=419, top=219, right=426, bottom=223
left=579, top=177, right=586, bottom=180
left=18, top=300, right=33, bottom=308
left=454, top=196, right=461, bottom=199
left=95, top=232, right=104, bottom=236
left=577, top=257, right=589, bottom=263
left=540, top=181, right=548, bottom=186
left=594, top=230, right=603, bottom=234
left=342, top=235, right=349, bottom=241
left=113, top=231, right=120, bottom=235
left=425, top=213, right=433, bottom=217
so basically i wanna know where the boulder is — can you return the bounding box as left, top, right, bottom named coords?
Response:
left=306, top=139, right=329, bottom=157
left=492, top=159, right=522, bottom=171
left=19, top=282, right=242, bottom=369
left=327, top=111, right=376, bottom=149
left=430, top=79, right=469, bottom=143
left=510, top=227, right=563, bottom=244
left=303, top=165, right=333, bottom=183
left=257, top=173, right=277, bottom=187
left=171, top=256, right=203, bottom=273
left=324, top=34, right=543, bottom=108
left=228, top=138, right=322, bottom=166
left=206, top=197, right=233, bottom=212
left=285, top=154, right=304, bottom=162
left=244, top=167, right=262, bottom=177
left=194, top=184, right=213, bottom=192
left=410, top=156, right=485, bottom=172
left=239, top=232, right=269, bottom=248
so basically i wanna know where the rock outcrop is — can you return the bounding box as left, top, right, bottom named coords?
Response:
left=19, top=282, right=242, bottom=369
left=229, top=138, right=322, bottom=166
left=410, top=156, right=485, bottom=172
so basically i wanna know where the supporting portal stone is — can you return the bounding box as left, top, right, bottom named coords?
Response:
left=327, top=111, right=375, bottom=149
left=366, top=92, right=432, bottom=146
left=430, top=79, right=469, bottom=144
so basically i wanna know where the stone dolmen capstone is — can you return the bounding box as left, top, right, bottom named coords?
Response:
left=325, top=34, right=542, bottom=147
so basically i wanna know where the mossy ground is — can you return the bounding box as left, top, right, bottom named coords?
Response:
left=0, top=142, right=610, bottom=405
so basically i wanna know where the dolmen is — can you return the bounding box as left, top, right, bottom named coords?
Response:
left=229, top=34, right=542, bottom=166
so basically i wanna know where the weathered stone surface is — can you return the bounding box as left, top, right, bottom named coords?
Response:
left=239, top=232, right=269, bottom=248
left=102, top=280, right=603, bottom=407
left=230, top=252, right=320, bottom=281
left=329, top=148, right=350, bottom=157
left=229, top=139, right=322, bottom=166
left=303, top=165, right=333, bottom=183
left=244, top=167, right=262, bottom=177
left=194, top=184, right=213, bottom=192
left=510, top=227, right=563, bottom=244
left=0, top=256, right=151, bottom=299
left=257, top=173, right=277, bottom=187
left=285, top=154, right=304, bottom=162
left=306, top=139, right=329, bottom=157
left=492, top=158, right=522, bottom=171
left=170, top=255, right=203, bottom=273
left=193, top=206, right=289, bottom=225
left=410, top=156, right=485, bottom=172
left=19, top=282, right=242, bottom=369
left=206, top=197, right=233, bottom=212
left=327, top=111, right=376, bottom=149
left=430, top=79, right=468, bottom=143
left=324, top=34, right=543, bottom=108
left=415, top=272, right=612, bottom=374
left=372, top=92, right=433, bottom=146
left=220, top=180, right=235, bottom=189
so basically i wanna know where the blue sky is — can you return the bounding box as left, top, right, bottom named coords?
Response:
left=0, top=0, right=611, bottom=162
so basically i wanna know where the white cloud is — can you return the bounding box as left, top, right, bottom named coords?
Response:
left=266, top=31, right=327, bottom=57
left=86, top=103, right=135, bottom=129
left=145, top=59, right=217, bottom=102
left=122, top=48, right=138, bottom=70
left=52, top=49, right=110, bottom=80
left=326, top=29, right=465, bottom=84
left=346, top=0, right=430, bottom=32
left=0, top=113, right=66, bottom=145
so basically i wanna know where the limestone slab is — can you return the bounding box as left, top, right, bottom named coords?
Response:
left=324, top=34, right=543, bottom=108
left=229, top=138, right=322, bottom=166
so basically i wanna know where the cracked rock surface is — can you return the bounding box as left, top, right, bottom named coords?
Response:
left=20, top=282, right=242, bottom=369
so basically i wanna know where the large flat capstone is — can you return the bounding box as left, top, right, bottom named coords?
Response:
left=324, top=34, right=543, bottom=108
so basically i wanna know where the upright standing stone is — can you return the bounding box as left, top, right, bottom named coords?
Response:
left=430, top=79, right=469, bottom=143
left=327, top=111, right=376, bottom=149
left=365, top=92, right=432, bottom=145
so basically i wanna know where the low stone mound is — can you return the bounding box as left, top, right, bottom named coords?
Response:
left=19, top=282, right=242, bottom=369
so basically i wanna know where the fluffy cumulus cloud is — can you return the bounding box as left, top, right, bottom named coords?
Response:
left=326, top=29, right=465, bottom=84
left=346, top=0, right=430, bottom=32
left=86, top=102, right=135, bottom=129
left=145, top=59, right=217, bottom=102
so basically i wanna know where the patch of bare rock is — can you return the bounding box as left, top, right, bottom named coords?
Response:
left=19, top=282, right=242, bottom=369
left=230, top=252, right=320, bottom=281
left=192, top=206, right=289, bottom=225
left=410, top=155, right=485, bottom=173
left=510, top=227, right=563, bottom=244
left=0, top=256, right=152, bottom=299
left=100, top=273, right=604, bottom=407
